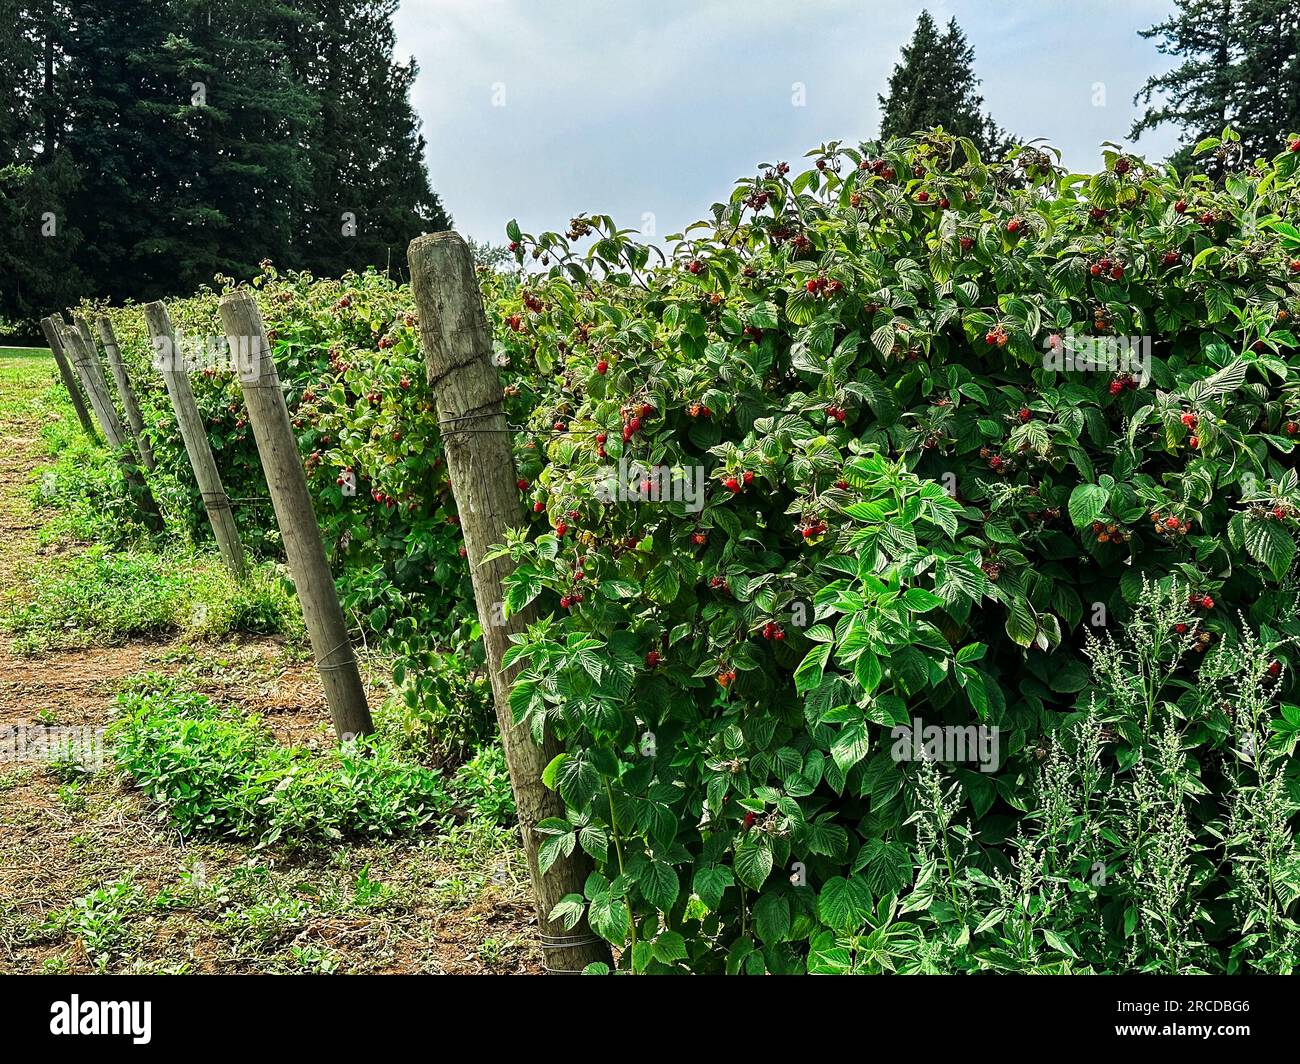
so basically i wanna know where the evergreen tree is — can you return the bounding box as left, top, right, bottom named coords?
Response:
left=0, top=0, right=83, bottom=329
left=293, top=0, right=450, bottom=280
left=878, top=11, right=1007, bottom=158
left=1132, top=0, right=1300, bottom=167
left=1, top=0, right=451, bottom=326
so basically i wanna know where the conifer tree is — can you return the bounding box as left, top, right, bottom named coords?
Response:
left=878, top=11, right=1007, bottom=158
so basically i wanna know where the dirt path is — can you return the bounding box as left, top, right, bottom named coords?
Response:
left=0, top=354, right=540, bottom=974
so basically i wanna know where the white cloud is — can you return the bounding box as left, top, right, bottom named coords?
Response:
left=395, top=0, right=1180, bottom=244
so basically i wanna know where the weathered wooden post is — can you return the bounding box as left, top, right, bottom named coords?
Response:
left=217, top=290, right=373, bottom=739
left=408, top=231, right=611, bottom=975
left=52, top=314, right=163, bottom=529
left=39, top=316, right=99, bottom=439
left=96, top=315, right=156, bottom=471
left=143, top=301, right=247, bottom=579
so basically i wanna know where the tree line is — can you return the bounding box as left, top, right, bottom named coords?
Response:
left=1, top=0, right=449, bottom=333
left=879, top=2, right=1300, bottom=176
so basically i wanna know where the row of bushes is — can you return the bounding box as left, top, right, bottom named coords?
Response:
left=62, top=126, right=1300, bottom=972
left=491, top=129, right=1300, bottom=972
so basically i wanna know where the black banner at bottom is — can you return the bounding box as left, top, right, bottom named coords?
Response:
left=0, top=973, right=1286, bottom=1050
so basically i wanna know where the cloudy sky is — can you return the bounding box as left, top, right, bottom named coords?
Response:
left=393, top=0, right=1182, bottom=246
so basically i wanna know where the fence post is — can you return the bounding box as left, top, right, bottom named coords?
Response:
left=39, top=316, right=98, bottom=439
left=143, top=302, right=247, bottom=580
left=52, top=314, right=163, bottom=530
left=96, top=315, right=156, bottom=472
left=217, top=290, right=373, bottom=739
left=408, top=231, right=611, bottom=975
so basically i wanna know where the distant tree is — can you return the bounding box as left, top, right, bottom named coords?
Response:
left=292, top=0, right=450, bottom=280
left=1132, top=0, right=1300, bottom=169
left=878, top=11, right=1008, bottom=158
left=0, top=0, right=452, bottom=327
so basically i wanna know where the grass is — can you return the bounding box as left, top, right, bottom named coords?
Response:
left=110, top=676, right=457, bottom=846
left=1, top=546, right=302, bottom=652
left=0, top=346, right=535, bottom=974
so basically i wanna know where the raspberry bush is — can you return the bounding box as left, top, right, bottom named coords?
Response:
left=488, top=129, right=1300, bottom=972
left=72, top=127, right=1300, bottom=973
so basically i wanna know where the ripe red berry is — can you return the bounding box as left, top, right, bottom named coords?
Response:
left=1290, top=139, right=1300, bottom=153
left=1163, top=252, right=1180, bottom=266
left=595, top=432, right=607, bottom=444
left=1201, top=595, right=1214, bottom=609
left=1006, top=218, right=1022, bottom=234
left=645, top=650, right=660, bottom=668
left=458, top=546, right=467, bottom=557
left=1189, top=436, right=1199, bottom=449
left=742, top=471, right=754, bottom=485
left=1181, top=412, right=1197, bottom=427
left=938, top=197, right=950, bottom=209
left=691, top=531, right=707, bottom=546
left=553, top=421, right=567, bottom=432
left=555, top=521, right=568, bottom=537
left=1269, top=661, right=1282, bottom=675
left=1290, top=261, right=1300, bottom=274
left=959, top=236, right=974, bottom=251
left=723, top=477, right=741, bottom=494
left=1114, top=157, right=1131, bottom=175
left=1175, top=623, right=1188, bottom=634
left=1018, top=407, right=1031, bottom=423
left=1174, top=199, right=1188, bottom=214
left=1288, top=422, right=1298, bottom=435
left=835, top=479, right=849, bottom=490
left=916, top=190, right=929, bottom=203
left=533, top=501, right=545, bottom=513
left=596, top=359, right=608, bottom=375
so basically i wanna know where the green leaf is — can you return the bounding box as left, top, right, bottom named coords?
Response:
left=794, top=643, right=831, bottom=694
left=644, top=563, right=680, bottom=604
left=651, top=930, right=688, bottom=964
left=817, top=874, right=872, bottom=930
left=734, top=836, right=774, bottom=890
left=1245, top=518, right=1296, bottom=582
left=901, top=587, right=943, bottom=612
left=1068, top=483, right=1108, bottom=530
left=547, top=893, right=587, bottom=931
left=693, top=864, right=734, bottom=910
left=831, top=720, right=870, bottom=772
left=638, top=859, right=680, bottom=911
left=752, top=891, right=792, bottom=944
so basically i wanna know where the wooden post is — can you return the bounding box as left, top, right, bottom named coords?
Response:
left=217, top=290, right=373, bottom=739
left=96, top=315, right=156, bottom=471
left=408, top=231, right=611, bottom=975
left=39, top=316, right=99, bottom=439
left=143, top=302, right=247, bottom=579
left=52, top=314, right=163, bottom=529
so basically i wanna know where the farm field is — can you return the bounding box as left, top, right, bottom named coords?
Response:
left=0, top=351, right=540, bottom=975
left=6, top=2, right=1300, bottom=1018
left=5, top=129, right=1300, bottom=982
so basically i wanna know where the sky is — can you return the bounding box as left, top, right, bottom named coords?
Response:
left=392, top=0, right=1183, bottom=246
